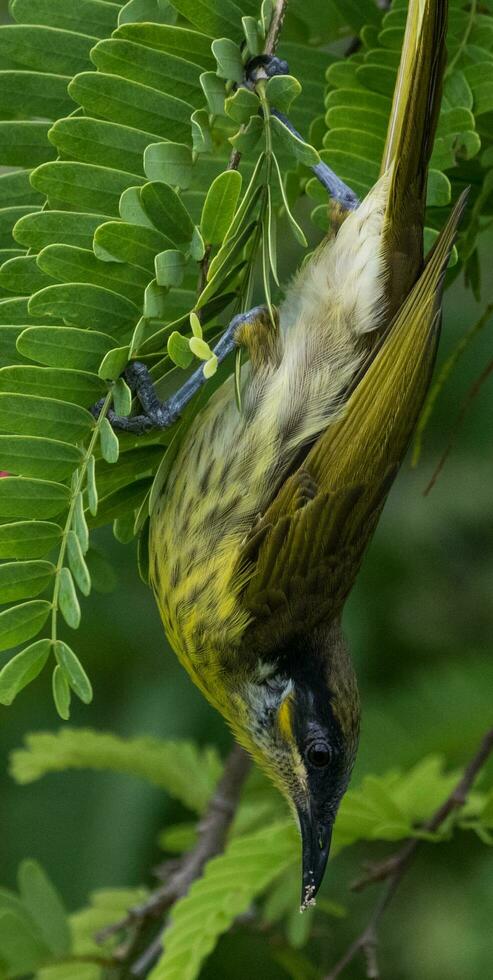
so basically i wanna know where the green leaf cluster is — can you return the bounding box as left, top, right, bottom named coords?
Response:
left=0, top=859, right=71, bottom=979
left=4, top=727, right=493, bottom=980
left=322, top=0, right=493, bottom=279
left=0, top=0, right=338, bottom=709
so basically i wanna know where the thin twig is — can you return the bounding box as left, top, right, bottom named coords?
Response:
left=95, top=745, right=251, bottom=970
left=325, top=727, right=493, bottom=980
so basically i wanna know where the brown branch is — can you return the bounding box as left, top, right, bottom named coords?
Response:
left=324, top=726, right=493, bottom=980
left=96, top=744, right=251, bottom=973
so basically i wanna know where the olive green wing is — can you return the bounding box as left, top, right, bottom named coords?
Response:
left=238, top=192, right=468, bottom=656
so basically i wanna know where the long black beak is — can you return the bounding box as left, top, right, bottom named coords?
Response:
left=298, top=807, right=333, bottom=909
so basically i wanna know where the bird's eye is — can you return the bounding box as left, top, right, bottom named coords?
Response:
left=306, top=740, right=332, bottom=768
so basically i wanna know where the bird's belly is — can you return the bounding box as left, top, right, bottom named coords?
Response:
left=148, top=384, right=270, bottom=686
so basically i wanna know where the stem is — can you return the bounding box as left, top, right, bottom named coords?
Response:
left=96, top=745, right=251, bottom=974
left=50, top=392, right=113, bottom=645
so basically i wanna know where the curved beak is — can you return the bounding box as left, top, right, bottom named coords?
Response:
left=298, top=806, right=333, bottom=909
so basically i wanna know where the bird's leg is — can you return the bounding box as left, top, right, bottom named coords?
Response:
left=100, top=305, right=269, bottom=433
left=245, top=55, right=360, bottom=212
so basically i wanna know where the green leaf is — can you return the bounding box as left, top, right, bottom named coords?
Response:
left=73, top=492, right=89, bottom=554
left=99, top=418, right=120, bottom=464
left=112, top=378, right=132, bottom=418
left=17, top=327, right=116, bottom=373
left=0, top=24, right=93, bottom=76
left=31, top=162, right=143, bottom=218
left=0, top=366, right=105, bottom=409
left=36, top=245, right=147, bottom=306
left=141, top=181, right=195, bottom=244
left=66, top=532, right=91, bottom=598
left=0, top=255, right=54, bottom=297
left=0, top=171, right=43, bottom=208
left=11, top=0, right=119, bottom=37
left=0, top=521, right=61, bottom=560
left=118, top=0, right=178, bottom=27
left=155, top=249, right=187, bottom=287
left=58, top=567, right=81, bottom=630
left=18, top=859, right=71, bottom=958
left=242, top=15, right=261, bottom=56
left=191, top=108, right=213, bottom=154
left=0, top=69, right=74, bottom=121
left=0, top=436, right=82, bottom=481
left=69, top=71, right=192, bottom=143
left=212, top=37, right=244, bottom=83
left=86, top=455, right=98, bottom=516
left=229, top=113, right=264, bottom=152
left=98, top=346, right=129, bottom=382
left=200, top=170, right=242, bottom=245
left=0, top=600, right=51, bottom=653
left=94, top=220, right=173, bottom=273
left=0, top=393, right=93, bottom=443
left=272, top=152, right=307, bottom=246
left=148, top=822, right=296, bottom=980
left=10, top=730, right=223, bottom=814
left=0, top=205, right=40, bottom=250
left=168, top=0, right=244, bottom=40
left=144, top=141, right=194, bottom=188
left=0, top=561, right=54, bottom=604
left=200, top=71, right=226, bottom=116
left=0, top=910, right=49, bottom=974
left=55, top=641, right=92, bottom=704
left=0, top=121, right=55, bottom=168
left=266, top=75, right=302, bottom=114
left=91, top=37, right=202, bottom=106
left=0, top=477, right=69, bottom=520
left=113, top=513, right=136, bottom=544
left=29, top=283, right=138, bottom=334
left=427, top=169, right=452, bottom=208
left=224, top=86, right=259, bottom=124
left=271, top=113, right=320, bottom=166
left=0, top=639, right=51, bottom=705
left=52, top=664, right=71, bottom=721
left=115, top=22, right=216, bottom=70
left=50, top=116, right=152, bottom=175
left=189, top=336, right=212, bottom=361
left=190, top=225, right=205, bottom=260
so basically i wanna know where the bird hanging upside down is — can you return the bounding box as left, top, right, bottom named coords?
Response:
left=108, top=0, right=467, bottom=906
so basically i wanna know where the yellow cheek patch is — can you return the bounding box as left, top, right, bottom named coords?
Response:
left=277, top=693, right=295, bottom=743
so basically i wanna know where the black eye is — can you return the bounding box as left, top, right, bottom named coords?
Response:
left=306, top=740, right=332, bottom=768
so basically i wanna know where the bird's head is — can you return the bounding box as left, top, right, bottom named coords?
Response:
left=228, top=621, right=360, bottom=907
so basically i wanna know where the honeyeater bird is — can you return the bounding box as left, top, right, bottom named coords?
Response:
left=109, top=0, right=467, bottom=905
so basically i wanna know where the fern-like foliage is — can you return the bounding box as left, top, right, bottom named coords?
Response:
left=320, top=0, right=493, bottom=273
left=0, top=1, right=490, bottom=717
left=3, top=731, right=493, bottom=979
left=0, top=0, right=338, bottom=716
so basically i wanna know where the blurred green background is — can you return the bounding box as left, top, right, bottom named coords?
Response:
left=0, top=0, right=492, bottom=977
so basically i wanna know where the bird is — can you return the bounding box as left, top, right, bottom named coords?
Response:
left=141, top=0, right=466, bottom=906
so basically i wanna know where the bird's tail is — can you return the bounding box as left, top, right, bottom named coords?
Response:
left=380, top=0, right=448, bottom=315
left=309, top=187, right=469, bottom=492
